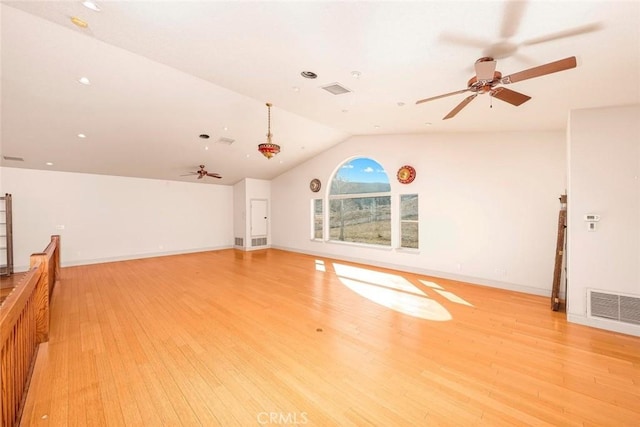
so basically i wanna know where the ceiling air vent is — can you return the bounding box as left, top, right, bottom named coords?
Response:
left=321, top=83, right=352, bottom=95
left=215, top=137, right=235, bottom=145
left=2, top=156, right=24, bottom=161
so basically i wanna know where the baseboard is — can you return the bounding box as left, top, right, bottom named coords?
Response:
left=45, top=245, right=234, bottom=269
left=271, top=244, right=552, bottom=297
left=235, top=245, right=271, bottom=252
left=567, top=313, right=640, bottom=337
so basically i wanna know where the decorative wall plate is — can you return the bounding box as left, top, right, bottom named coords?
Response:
left=310, top=178, right=321, bottom=192
left=397, top=165, right=416, bottom=184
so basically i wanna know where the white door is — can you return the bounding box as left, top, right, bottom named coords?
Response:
left=250, top=199, right=268, bottom=237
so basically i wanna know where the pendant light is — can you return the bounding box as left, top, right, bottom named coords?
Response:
left=257, top=102, right=280, bottom=159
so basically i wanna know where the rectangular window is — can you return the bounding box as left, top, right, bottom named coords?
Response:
left=400, top=194, right=419, bottom=249
left=313, top=199, right=323, bottom=240
left=329, top=196, right=391, bottom=246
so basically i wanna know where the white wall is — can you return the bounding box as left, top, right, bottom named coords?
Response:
left=272, top=131, right=566, bottom=296
left=232, top=178, right=271, bottom=250
left=567, top=105, right=640, bottom=335
left=233, top=179, right=246, bottom=246
left=0, top=167, right=234, bottom=270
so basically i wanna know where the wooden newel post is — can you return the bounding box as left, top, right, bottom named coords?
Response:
left=29, top=253, right=50, bottom=343
left=550, top=194, right=567, bottom=311
left=52, top=235, right=61, bottom=282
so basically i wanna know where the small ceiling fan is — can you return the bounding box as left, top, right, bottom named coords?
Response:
left=415, top=56, right=576, bottom=120
left=182, top=165, right=222, bottom=179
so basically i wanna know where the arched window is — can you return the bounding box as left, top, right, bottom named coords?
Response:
left=329, top=157, right=391, bottom=246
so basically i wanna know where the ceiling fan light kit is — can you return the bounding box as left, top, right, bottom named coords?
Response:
left=258, top=102, right=281, bottom=159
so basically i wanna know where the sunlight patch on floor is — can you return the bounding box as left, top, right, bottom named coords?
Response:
left=433, top=289, right=474, bottom=307
left=334, top=264, right=425, bottom=296
left=421, top=280, right=474, bottom=307
left=419, top=280, right=444, bottom=290
left=333, top=263, right=452, bottom=321
left=315, top=260, right=326, bottom=272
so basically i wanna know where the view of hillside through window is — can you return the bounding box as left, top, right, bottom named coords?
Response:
left=313, top=199, right=323, bottom=239
left=400, top=194, right=419, bottom=248
left=329, top=158, right=391, bottom=246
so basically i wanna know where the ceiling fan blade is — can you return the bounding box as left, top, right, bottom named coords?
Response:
left=443, top=94, right=477, bottom=120
left=207, top=173, right=222, bottom=178
left=521, top=22, right=602, bottom=46
left=500, top=0, right=528, bottom=39
left=501, top=56, right=576, bottom=84
left=438, top=32, right=491, bottom=49
left=474, top=58, right=497, bottom=81
left=416, top=88, right=469, bottom=105
left=180, top=172, right=197, bottom=176
left=197, top=174, right=204, bottom=179
left=490, top=87, right=531, bottom=106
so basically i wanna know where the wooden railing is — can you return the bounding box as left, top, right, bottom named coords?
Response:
left=0, top=235, right=60, bottom=427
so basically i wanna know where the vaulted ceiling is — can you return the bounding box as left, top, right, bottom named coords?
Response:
left=1, top=1, right=638, bottom=184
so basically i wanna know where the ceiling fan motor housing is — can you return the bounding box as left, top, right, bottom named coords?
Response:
left=468, top=71, right=502, bottom=93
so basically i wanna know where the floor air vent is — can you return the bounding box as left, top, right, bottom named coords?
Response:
left=589, top=290, right=640, bottom=325
left=252, top=237, right=267, bottom=247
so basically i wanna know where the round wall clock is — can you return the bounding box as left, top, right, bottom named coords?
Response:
left=397, top=165, right=416, bottom=184
left=310, top=178, right=321, bottom=192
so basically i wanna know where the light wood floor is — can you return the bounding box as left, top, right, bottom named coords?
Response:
left=20, top=249, right=640, bottom=426
left=1, top=272, right=26, bottom=305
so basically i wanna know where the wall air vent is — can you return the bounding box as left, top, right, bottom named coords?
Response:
left=321, top=83, right=352, bottom=95
left=589, top=290, right=640, bottom=325
left=251, top=237, right=267, bottom=247
left=2, top=156, right=24, bottom=161
left=216, top=137, right=235, bottom=145
left=234, top=237, right=243, bottom=246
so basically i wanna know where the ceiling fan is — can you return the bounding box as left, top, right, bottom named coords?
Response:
left=182, top=165, right=222, bottom=179
left=415, top=56, right=576, bottom=120
left=439, top=0, right=601, bottom=61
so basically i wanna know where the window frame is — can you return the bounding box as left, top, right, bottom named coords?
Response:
left=399, top=193, right=419, bottom=250
left=327, top=157, right=392, bottom=248
left=311, top=198, right=323, bottom=241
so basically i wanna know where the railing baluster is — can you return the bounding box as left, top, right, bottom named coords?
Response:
left=0, top=235, right=61, bottom=427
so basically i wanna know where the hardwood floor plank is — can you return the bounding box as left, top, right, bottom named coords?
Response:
left=18, top=249, right=640, bottom=426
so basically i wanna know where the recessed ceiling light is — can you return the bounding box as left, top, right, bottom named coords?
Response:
left=425, top=122, right=432, bottom=126
left=292, top=86, right=300, bottom=92
left=246, top=154, right=251, bottom=158
left=82, top=1, right=101, bottom=12
left=374, top=125, right=381, bottom=129
left=70, top=16, right=88, bottom=29
left=300, top=71, right=318, bottom=79
left=397, top=102, right=405, bottom=107
left=205, top=146, right=209, bottom=151
left=77, top=133, right=86, bottom=138
left=351, top=71, right=361, bottom=79
left=45, top=162, right=53, bottom=166
left=199, top=134, right=210, bottom=139
left=78, top=77, right=91, bottom=85
left=342, top=109, right=348, bottom=113
left=223, top=126, right=228, bottom=131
